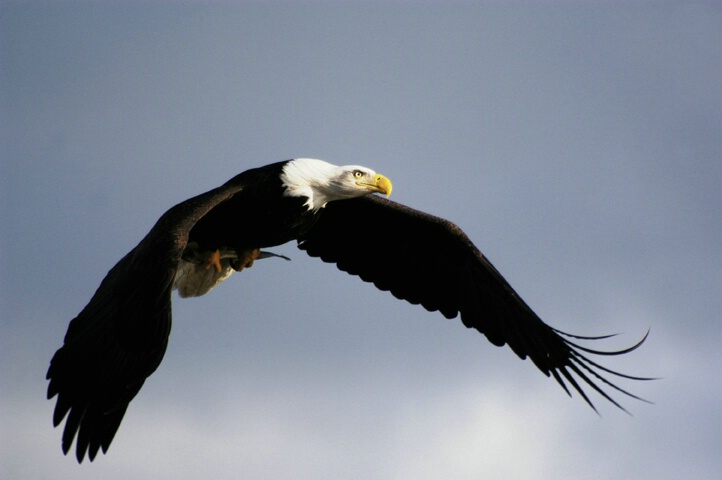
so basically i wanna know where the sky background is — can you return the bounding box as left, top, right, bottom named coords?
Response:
left=1, top=2, right=720, bottom=479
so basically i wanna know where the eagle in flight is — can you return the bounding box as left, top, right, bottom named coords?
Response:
left=47, top=158, right=650, bottom=462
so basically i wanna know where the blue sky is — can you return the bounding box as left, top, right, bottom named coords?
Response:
left=1, top=2, right=720, bottom=479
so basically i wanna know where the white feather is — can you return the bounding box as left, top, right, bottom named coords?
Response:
left=280, top=158, right=376, bottom=210
left=173, top=259, right=235, bottom=298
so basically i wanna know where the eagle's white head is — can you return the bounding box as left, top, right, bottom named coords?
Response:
left=281, top=158, right=392, bottom=210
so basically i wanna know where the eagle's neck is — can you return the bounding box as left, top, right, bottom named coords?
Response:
left=280, top=158, right=343, bottom=211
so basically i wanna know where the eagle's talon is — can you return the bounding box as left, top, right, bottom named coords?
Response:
left=203, top=249, right=223, bottom=273
left=230, top=248, right=261, bottom=272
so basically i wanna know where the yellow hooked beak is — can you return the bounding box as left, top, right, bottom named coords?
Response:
left=359, top=174, right=392, bottom=197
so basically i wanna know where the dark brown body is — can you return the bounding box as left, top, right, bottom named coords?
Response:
left=187, top=161, right=319, bottom=252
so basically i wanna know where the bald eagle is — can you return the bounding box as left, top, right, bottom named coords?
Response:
left=47, top=158, right=649, bottom=463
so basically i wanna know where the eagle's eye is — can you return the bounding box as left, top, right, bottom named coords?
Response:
left=353, top=170, right=365, bottom=179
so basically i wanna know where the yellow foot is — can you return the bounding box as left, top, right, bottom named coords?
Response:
left=230, top=248, right=261, bottom=272
left=202, top=249, right=223, bottom=273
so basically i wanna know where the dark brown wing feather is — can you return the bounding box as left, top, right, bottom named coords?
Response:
left=46, top=173, right=251, bottom=463
left=298, top=195, right=651, bottom=411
